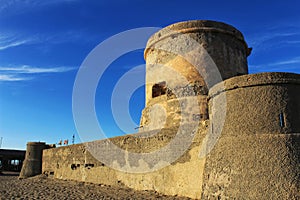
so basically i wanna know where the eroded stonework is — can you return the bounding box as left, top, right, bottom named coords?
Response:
left=40, top=20, right=299, bottom=199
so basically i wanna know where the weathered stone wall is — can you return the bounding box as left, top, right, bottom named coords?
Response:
left=201, top=72, right=300, bottom=199
left=144, top=20, right=251, bottom=106
left=209, top=72, right=300, bottom=134
left=140, top=96, right=207, bottom=131
left=20, top=142, right=49, bottom=178
left=202, top=133, right=299, bottom=199
left=42, top=20, right=300, bottom=199
left=43, top=124, right=208, bottom=199
left=42, top=72, right=300, bottom=199
left=140, top=20, right=251, bottom=130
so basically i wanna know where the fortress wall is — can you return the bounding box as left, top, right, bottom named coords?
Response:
left=202, top=134, right=299, bottom=199
left=43, top=125, right=208, bottom=199
left=42, top=72, right=300, bottom=199
left=201, top=72, right=300, bottom=199
left=42, top=20, right=300, bottom=199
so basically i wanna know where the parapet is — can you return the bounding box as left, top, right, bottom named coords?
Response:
left=208, top=72, right=300, bottom=135
left=145, top=20, right=248, bottom=53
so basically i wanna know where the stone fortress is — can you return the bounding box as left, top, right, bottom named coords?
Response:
left=20, top=20, right=299, bottom=199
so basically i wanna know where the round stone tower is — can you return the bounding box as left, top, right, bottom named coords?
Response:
left=19, top=142, right=49, bottom=178
left=140, top=20, right=251, bottom=131
left=202, top=72, right=300, bottom=199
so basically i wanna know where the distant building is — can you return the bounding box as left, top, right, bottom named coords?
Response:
left=0, top=149, right=25, bottom=172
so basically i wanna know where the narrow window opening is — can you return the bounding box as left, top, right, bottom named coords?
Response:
left=152, top=81, right=167, bottom=98
left=279, top=113, right=285, bottom=127
left=84, top=163, right=95, bottom=169
left=71, top=164, right=77, bottom=170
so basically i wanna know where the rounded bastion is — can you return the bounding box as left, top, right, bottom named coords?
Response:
left=209, top=72, right=300, bottom=134
left=202, top=72, right=300, bottom=199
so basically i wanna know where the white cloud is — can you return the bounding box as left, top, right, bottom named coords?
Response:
left=0, top=32, right=36, bottom=50
left=0, top=39, right=31, bottom=50
left=0, top=65, right=75, bottom=73
left=0, top=74, right=32, bottom=81
left=269, top=57, right=300, bottom=66
left=248, top=31, right=300, bottom=48
left=0, top=65, right=76, bottom=82
left=286, top=40, right=300, bottom=44
left=250, top=56, right=300, bottom=73
left=0, top=30, right=91, bottom=51
left=246, top=23, right=300, bottom=53
left=0, top=0, right=80, bottom=13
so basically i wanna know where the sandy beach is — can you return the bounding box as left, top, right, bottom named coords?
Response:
left=0, top=172, right=191, bottom=200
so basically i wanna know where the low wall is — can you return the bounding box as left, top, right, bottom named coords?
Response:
left=43, top=124, right=208, bottom=199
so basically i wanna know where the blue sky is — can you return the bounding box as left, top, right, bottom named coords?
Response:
left=0, top=0, right=299, bottom=150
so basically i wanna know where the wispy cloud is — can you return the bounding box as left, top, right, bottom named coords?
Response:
left=286, top=40, right=300, bottom=44
left=0, top=29, right=93, bottom=51
left=248, top=31, right=300, bottom=49
left=269, top=57, right=300, bottom=66
left=0, top=0, right=80, bottom=13
left=0, top=38, right=32, bottom=50
left=0, top=74, right=32, bottom=81
left=0, top=65, right=74, bottom=73
left=0, top=65, right=75, bottom=82
left=246, top=23, right=300, bottom=57
left=250, top=56, right=300, bottom=73
left=0, top=32, right=36, bottom=50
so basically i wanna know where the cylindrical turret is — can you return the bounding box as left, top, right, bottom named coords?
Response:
left=209, top=72, right=300, bottom=134
left=202, top=72, right=300, bottom=199
left=140, top=20, right=251, bottom=131
left=19, top=142, right=49, bottom=178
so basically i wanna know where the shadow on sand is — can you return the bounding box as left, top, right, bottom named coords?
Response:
left=0, top=171, right=20, bottom=176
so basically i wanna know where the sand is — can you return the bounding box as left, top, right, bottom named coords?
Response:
left=0, top=172, right=191, bottom=200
